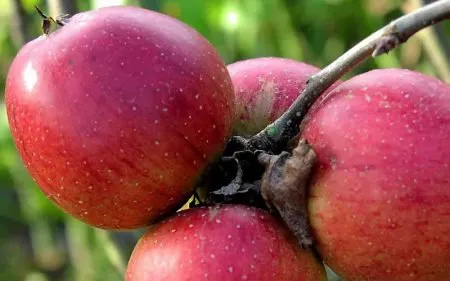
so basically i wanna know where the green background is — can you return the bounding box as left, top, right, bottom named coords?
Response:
left=0, top=0, right=449, bottom=280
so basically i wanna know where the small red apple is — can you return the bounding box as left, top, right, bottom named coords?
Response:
left=5, top=6, right=235, bottom=229
left=302, top=69, right=450, bottom=281
left=126, top=204, right=327, bottom=281
left=227, top=57, right=337, bottom=137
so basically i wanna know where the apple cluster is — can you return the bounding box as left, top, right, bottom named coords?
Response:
left=5, top=6, right=450, bottom=281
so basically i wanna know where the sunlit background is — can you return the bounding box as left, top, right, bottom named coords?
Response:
left=1, top=0, right=449, bottom=280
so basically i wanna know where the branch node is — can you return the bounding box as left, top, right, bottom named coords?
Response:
left=260, top=139, right=317, bottom=248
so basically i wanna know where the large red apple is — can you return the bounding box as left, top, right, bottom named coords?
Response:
left=126, top=204, right=327, bottom=281
left=227, top=57, right=338, bottom=137
left=5, top=6, right=234, bottom=229
left=302, top=69, right=450, bottom=280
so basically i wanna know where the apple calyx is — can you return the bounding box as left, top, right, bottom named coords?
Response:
left=196, top=137, right=317, bottom=249
left=205, top=150, right=266, bottom=208
left=35, top=6, right=70, bottom=35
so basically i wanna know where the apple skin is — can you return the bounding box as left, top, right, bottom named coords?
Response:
left=126, top=204, right=327, bottom=281
left=5, top=6, right=234, bottom=229
left=302, top=69, right=450, bottom=281
left=227, top=57, right=338, bottom=137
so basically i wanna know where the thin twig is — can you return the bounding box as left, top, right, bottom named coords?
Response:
left=246, top=0, right=450, bottom=152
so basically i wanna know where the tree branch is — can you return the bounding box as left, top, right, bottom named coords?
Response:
left=246, top=0, right=450, bottom=153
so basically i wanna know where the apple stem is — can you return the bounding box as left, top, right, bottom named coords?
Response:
left=34, top=5, right=70, bottom=35
left=245, top=0, right=450, bottom=153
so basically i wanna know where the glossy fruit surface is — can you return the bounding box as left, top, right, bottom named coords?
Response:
left=126, top=204, right=327, bottom=281
left=303, top=69, right=450, bottom=281
left=5, top=6, right=234, bottom=229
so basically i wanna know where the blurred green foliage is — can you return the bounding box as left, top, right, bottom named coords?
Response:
left=0, top=0, right=448, bottom=280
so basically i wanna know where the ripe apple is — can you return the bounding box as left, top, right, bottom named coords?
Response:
left=302, top=69, right=450, bottom=281
left=126, top=204, right=327, bottom=281
left=5, top=6, right=235, bottom=229
left=227, top=57, right=338, bottom=137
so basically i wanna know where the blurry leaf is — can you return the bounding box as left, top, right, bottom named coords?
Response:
left=95, top=230, right=127, bottom=276
left=29, top=220, right=66, bottom=271
left=366, top=0, right=398, bottom=16
left=0, top=0, right=12, bottom=17
left=400, top=36, right=422, bottom=68
left=66, top=218, right=124, bottom=281
left=324, top=37, right=345, bottom=63
left=416, top=60, right=438, bottom=77
left=374, top=51, right=402, bottom=69
left=163, top=0, right=210, bottom=36
left=77, top=0, right=91, bottom=11
left=66, top=218, right=96, bottom=281
left=0, top=233, right=32, bottom=281
left=269, top=0, right=304, bottom=60
left=92, top=0, right=126, bottom=9
left=135, top=0, right=161, bottom=10
left=0, top=103, right=12, bottom=148
left=0, top=104, right=22, bottom=224
left=25, top=272, right=50, bottom=281
left=21, top=0, right=41, bottom=11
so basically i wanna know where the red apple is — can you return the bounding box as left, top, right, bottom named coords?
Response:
left=5, top=6, right=234, bottom=229
left=227, top=57, right=338, bottom=137
left=302, top=69, right=450, bottom=281
left=126, top=204, right=327, bottom=281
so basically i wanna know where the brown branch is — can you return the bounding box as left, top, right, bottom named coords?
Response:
left=246, top=0, right=450, bottom=153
